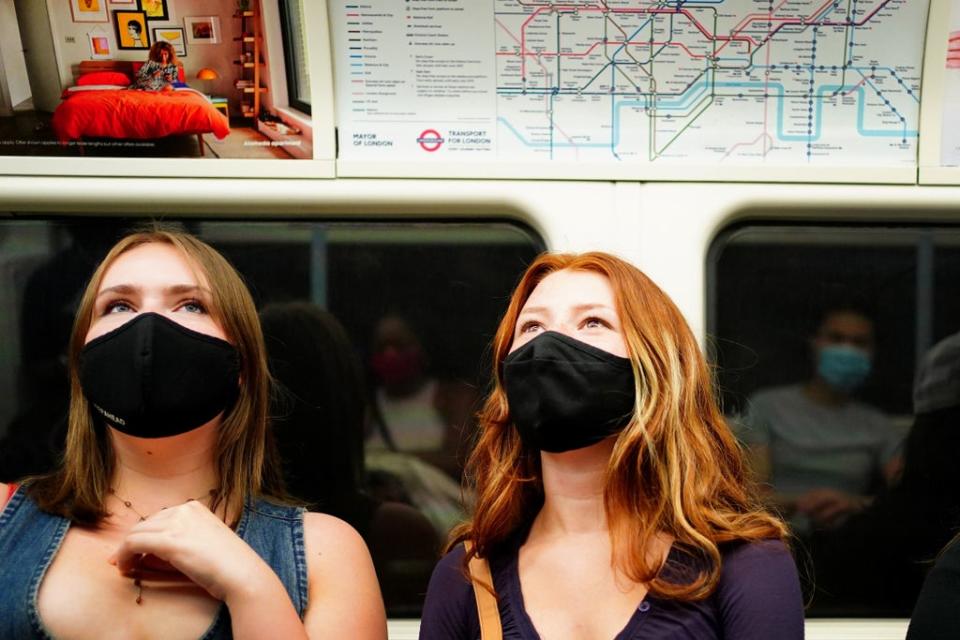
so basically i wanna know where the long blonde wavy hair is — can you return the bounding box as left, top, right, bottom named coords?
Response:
left=29, top=228, right=283, bottom=526
left=449, top=251, right=787, bottom=600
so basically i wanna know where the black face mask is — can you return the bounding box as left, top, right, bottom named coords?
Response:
left=79, top=312, right=240, bottom=438
left=503, top=331, right=636, bottom=453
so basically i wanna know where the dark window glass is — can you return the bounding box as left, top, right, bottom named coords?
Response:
left=709, top=224, right=960, bottom=617
left=0, top=217, right=544, bottom=617
left=277, top=0, right=311, bottom=114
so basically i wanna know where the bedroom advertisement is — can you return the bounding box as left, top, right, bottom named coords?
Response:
left=0, top=0, right=326, bottom=170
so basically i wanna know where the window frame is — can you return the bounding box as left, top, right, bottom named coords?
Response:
left=276, top=0, right=310, bottom=115
left=705, top=219, right=960, bottom=627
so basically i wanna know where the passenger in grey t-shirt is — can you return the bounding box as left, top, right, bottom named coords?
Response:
left=740, top=306, right=904, bottom=535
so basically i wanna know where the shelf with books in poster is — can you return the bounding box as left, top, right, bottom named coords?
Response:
left=233, top=3, right=267, bottom=120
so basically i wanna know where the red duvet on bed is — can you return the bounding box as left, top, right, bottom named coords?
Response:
left=52, top=87, right=230, bottom=143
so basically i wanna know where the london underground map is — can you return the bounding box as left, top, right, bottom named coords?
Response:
left=332, top=0, right=928, bottom=167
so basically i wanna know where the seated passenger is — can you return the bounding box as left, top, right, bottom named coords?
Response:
left=365, top=313, right=473, bottom=536
left=259, top=302, right=440, bottom=616
left=740, top=304, right=903, bottom=534
left=810, top=330, right=960, bottom=615
left=0, top=229, right=386, bottom=639
left=366, top=313, right=476, bottom=479
left=420, top=252, right=803, bottom=639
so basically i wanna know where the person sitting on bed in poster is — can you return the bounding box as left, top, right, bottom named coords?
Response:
left=130, top=41, right=179, bottom=92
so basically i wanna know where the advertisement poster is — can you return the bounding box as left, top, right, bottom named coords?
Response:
left=941, top=0, right=960, bottom=166
left=0, top=0, right=312, bottom=161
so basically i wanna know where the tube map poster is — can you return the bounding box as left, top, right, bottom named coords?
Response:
left=332, top=0, right=927, bottom=168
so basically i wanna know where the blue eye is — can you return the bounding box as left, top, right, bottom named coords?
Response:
left=104, top=301, right=133, bottom=315
left=180, top=299, right=207, bottom=314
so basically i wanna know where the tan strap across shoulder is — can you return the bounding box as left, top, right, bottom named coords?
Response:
left=464, top=540, right=503, bottom=640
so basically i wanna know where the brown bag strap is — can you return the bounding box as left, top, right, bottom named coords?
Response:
left=464, top=540, right=503, bottom=640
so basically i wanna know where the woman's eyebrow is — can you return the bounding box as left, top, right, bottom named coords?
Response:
left=96, top=284, right=212, bottom=298
left=166, top=284, right=212, bottom=297
left=571, top=303, right=614, bottom=313
left=96, top=284, right=139, bottom=298
left=518, top=306, right=548, bottom=316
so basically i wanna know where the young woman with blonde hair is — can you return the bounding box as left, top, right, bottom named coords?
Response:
left=0, top=229, right=386, bottom=639
left=420, top=252, right=803, bottom=639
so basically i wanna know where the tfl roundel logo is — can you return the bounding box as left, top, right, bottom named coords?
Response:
left=417, top=129, right=444, bottom=152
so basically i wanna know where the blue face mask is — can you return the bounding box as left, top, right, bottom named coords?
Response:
left=817, top=344, right=871, bottom=393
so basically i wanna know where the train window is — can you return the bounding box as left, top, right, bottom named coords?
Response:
left=709, top=224, right=960, bottom=617
left=0, top=217, right=544, bottom=617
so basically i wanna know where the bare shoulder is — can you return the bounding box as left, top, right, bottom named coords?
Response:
left=0, top=482, right=9, bottom=508
left=303, top=512, right=367, bottom=551
left=301, top=513, right=387, bottom=638
left=302, top=512, right=375, bottom=576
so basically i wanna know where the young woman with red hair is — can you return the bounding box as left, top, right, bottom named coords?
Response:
left=419, top=252, right=803, bottom=639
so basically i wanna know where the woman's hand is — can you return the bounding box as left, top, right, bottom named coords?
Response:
left=111, top=501, right=312, bottom=639
left=108, top=500, right=271, bottom=603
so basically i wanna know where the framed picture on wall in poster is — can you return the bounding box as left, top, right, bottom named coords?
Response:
left=87, top=32, right=113, bottom=59
left=140, top=0, right=170, bottom=21
left=114, top=10, right=150, bottom=50
left=184, top=16, right=220, bottom=45
left=69, top=0, right=108, bottom=23
left=153, top=27, right=186, bottom=57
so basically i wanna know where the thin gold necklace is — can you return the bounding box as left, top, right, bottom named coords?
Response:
left=108, top=487, right=219, bottom=604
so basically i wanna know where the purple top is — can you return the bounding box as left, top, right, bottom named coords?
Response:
left=419, top=538, right=804, bottom=640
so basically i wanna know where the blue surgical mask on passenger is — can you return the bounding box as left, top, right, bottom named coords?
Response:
left=817, top=344, right=871, bottom=393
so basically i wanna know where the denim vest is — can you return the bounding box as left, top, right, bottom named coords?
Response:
left=0, top=486, right=308, bottom=639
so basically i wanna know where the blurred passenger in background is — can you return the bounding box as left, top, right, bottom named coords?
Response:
left=740, top=304, right=903, bottom=535
left=0, top=227, right=113, bottom=482
left=366, top=314, right=477, bottom=480
left=363, top=313, right=473, bottom=536
left=260, top=302, right=440, bottom=617
left=811, top=330, right=960, bottom=615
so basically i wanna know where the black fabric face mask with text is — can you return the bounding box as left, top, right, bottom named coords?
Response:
left=503, top=331, right=636, bottom=453
left=79, top=312, right=240, bottom=438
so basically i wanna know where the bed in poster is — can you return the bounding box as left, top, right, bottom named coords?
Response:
left=0, top=0, right=313, bottom=160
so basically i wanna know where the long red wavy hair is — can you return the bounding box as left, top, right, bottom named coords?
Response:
left=449, top=251, right=787, bottom=600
